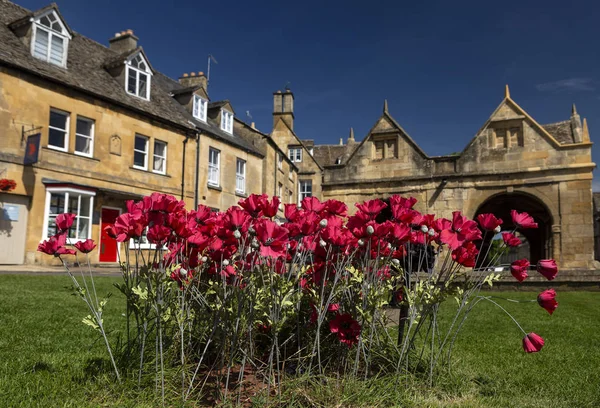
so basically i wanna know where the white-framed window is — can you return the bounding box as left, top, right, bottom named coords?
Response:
left=133, top=134, right=149, bottom=170
left=236, top=158, right=246, bottom=194
left=74, top=116, right=94, bottom=157
left=208, top=147, right=220, bottom=186
left=43, top=187, right=95, bottom=242
left=48, top=108, right=69, bottom=151
left=126, top=53, right=152, bottom=100
left=298, top=180, right=312, bottom=203
left=277, top=153, right=283, bottom=170
left=288, top=147, right=302, bottom=162
left=193, top=95, right=208, bottom=122
left=129, top=227, right=167, bottom=250
left=221, top=110, right=233, bottom=134
left=153, top=140, right=167, bottom=174
left=31, top=10, right=70, bottom=67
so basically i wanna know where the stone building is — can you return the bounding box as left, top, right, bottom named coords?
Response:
left=0, top=0, right=297, bottom=265
left=269, top=87, right=595, bottom=270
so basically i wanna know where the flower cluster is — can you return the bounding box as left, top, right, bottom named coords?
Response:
left=37, top=213, right=96, bottom=256
left=0, top=178, right=17, bottom=192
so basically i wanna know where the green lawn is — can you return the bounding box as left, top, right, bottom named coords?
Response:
left=0, top=274, right=598, bottom=407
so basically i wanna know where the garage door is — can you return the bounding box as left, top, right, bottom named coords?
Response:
left=0, top=194, right=29, bottom=264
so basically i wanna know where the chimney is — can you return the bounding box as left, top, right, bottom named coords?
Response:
left=109, top=29, right=138, bottom=53
left=273, top=89, right=294, bottom=130
left=339, top=138, right=344, bottom=145
left=251, top=122, right=256, bottom=129
left=178, top=71, right=207, bottom=90
left=571, top=103, right=582, bottom=143
left=348, top=127, right=356, bottom=145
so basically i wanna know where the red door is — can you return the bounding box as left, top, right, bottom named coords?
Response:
left=100, top=208, right=120, bottom=262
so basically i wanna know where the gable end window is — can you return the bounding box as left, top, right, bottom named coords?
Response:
left=288, top=147, right=302, bottom=162
left=221, top=110, right=233, bottom=134
left=193, top=95, right=208, bottom=121
left=31, top=11, right=70, bottom=67
left=126, top=54, right=152, bottom=100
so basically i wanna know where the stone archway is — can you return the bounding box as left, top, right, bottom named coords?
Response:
left=474, top=192, right=554, bottom=265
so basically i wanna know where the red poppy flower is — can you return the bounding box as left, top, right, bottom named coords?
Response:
left=389, top=195, right=417, bottom=210
left=284, top=204, right=302, bottom=222
left=55, top=213, right=76, bottom=232
left=302, top=196, right=326, bottom=213
left=329, top=313, right=361, bottom=347
left=254, top=219, right=289, bottom=258
left=238, top=194, right=265, bottom=217
left=440, top=211, right=482, bottom=250
left=74, top=239, right=96, bottom=253
left=522, top=332, right=544, bottom=353
left=114, top=213, right=146, bottom=242
left=37, top=234, right=76, bottom=256
left=510, top=259, right=529, bottom=282
left=355, top=199, right=387, bottom=220
left=477, top=213, right=503, bottom=231
left=502, top=232, right=521, bottom=247
left=537, top=259, right=558, bottom=280
left=511, top=210, right=538, bottom=229
left=147, top=224, right=171, bottom=244
left=261, top=196, right=280, bottom=218
left=324, top=199, right=348, bottom=217
left=537, top=289, right=558, bottom=315
left=452, top=241, right=478, bottom=267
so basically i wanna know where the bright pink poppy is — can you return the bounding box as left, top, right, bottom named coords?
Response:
left=537, top=259, right=558, bottom=280
left=55, top=213, right=76, bottom=232
left=389, top=195, right=417, bottom=210
left=324, top=199, right=348, bottom=217
left=502, top=232, right=521, bottom=247
left=451, top=242, right=478, bottom=267
left=284, top=204, right=302, bottom=222
left=510, top=259, right=530, bottom=282
left=329, top=313, right=361, bottom=347
left=522, top=332, right=544, bottom=353
left=477, top=213, right=503, bottom=231
left=254, top=219, right=289, bottom=258
left=37, top=234, right=76, bottom=256
left=302, top=196, right=326, bottom=213
left=74, top=239, right=96, bottom=253
left=238, top=194, right=265, bottom=217
left=114, top=213, right=146, bottom=242
left=439, top=211, right=482, bottom=250
left=511, top=210, right=538, bottom=229
left=537, top=289, right=558, bottom=315
left=261, top=196, right=280, bottom=218
left=355, top=199, right=387, bottom=220
left=146, top=224, right=171, bottom=244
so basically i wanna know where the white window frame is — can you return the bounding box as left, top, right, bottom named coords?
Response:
left=125, top=53, right=152, bottom=100
left=220, top=110, right=233, bottom=134
left=277, top=153, right=283, bottom=170
left=298, top=180, right=312, bottom=204
left=236, top=158, right=246, bottom=194
left=208, top=147, right=220, bottom=187
left=129, top=227, right=167, bottom=250
left=30, top=10, right=71, bottom=68
left=74, top=116, right=94, bottom=157
left=133, top=134, right=149, bottom=170
left=152, top=140, right=167, bottom=175
left=48, top=108, right=70, bottom=152
left=193, top=95, right=208, bottom=122
left=42, top=187, right=95, bottom=243
left=288, top=147, right=302, bottom=162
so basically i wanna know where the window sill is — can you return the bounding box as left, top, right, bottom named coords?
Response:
left=129, top=166, right=171, bottom=178
left=208, top=184, right=222, bottom=192
left=42, top=147, right=100, bottom=161
left=235, top=191, right=247, bottom=198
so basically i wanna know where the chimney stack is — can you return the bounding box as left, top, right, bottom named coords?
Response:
left=273, top=89, right=295, bottom=130
left=178, top=71, right=207, bottom=90
left=571, top=103, right=583, bottom=143
left=339, top=138, right=344, bottom=145
left=348, top=127, right=356, bottom=145
left=109, top=29, right=138, bottom=53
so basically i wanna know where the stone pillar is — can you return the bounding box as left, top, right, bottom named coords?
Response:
left=552, top=224, right=561, bottom=266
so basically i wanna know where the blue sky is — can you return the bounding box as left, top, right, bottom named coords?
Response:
left=17, top=0, right=600, bottom=187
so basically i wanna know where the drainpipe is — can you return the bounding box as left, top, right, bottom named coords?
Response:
left=194, top=131, right=201, bottom=209
left=181, top=135, right=189, bottom=200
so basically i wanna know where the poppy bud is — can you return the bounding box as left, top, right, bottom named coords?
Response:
left=233, top=230, right=241, bottom=239
left=420, top=225, right=428, bottom=233
left=201, top=256, right=208, bottom=263
left=319, top=219, right=328, bottom=228
left=366, top=226, right=374, bottom=235
left=428, top=228, right=435, bottom=236
left=222, top=259, right=230, bottom=266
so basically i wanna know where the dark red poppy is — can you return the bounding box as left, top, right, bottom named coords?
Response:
left=537, top=289, right=558, bottom=315
left=302, top=196, right=326, bottom=214
left=114, top=213, right=146, bottom=242
left=254, top=219, right=289, bottom=258
left=522, top=332, right=544, bottom=353
left=324, top=199, right=348, bottom=217
left=510, top=259, right=529, bottom=282
left=37, top=234, right=76, bottom=256
left=147, top=224, right=171, bottom=244
left=502, top=232, right=521, bottom=247
left=477, top=213, right=503, bottom=231
left=511, top=210, right=538, bottom=229
left=536, top=259, right=558, bottom=280
left=355, top=199, right=387, bottom=220
left=74, top=239, right=96, bottom=253
left=451, top=241, right=478, bottom=267
left=238, top=194, right=266, bottom=217
left=329, top=313, right=361, bottom=347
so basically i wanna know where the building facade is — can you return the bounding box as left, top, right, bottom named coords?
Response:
left=0, top=0, right=596, bottom=270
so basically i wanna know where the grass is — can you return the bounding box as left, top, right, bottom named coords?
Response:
left=0, top=274, right=598, bottom=407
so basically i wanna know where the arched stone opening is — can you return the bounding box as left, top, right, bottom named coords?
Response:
left=474, top=192, right=554, bottom=266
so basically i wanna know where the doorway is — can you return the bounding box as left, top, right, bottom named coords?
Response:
left=99, top=207, right=120, bottom=262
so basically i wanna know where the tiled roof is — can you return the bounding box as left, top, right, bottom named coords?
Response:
left=312, top=144, right=354, bottom=167
left=541, top=120, right=575, bottom=144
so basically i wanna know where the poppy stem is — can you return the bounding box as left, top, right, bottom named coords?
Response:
left=477, top=296, right=527, bottom=335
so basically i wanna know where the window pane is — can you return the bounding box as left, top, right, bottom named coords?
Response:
left=154, top=141, right=166, bottom=157
left=40, top=16, right=52, bottom=28
left=75, top=135, right=90, bottom=154
left=78, top=218, right=90, bottom=239
left=79, top=196, right=90, bottom=216
left=153, top=157, right=164, bottom=172
left=47, top=216, right=57, bottom=237
left=50, top=193, right=65, bottom=214
left=127, top=68, right=137, bottom=94
left=76, top=118, right=92, bottom=136
left=138, top=73, right=148, bottom=98
left=50, top=35, right=64, bottom=65
left=50, top=110, right=67, bottom=129
left=33, top=29, right=49, bottom=59
left=135, top=136, right=147, bottom=151
left=48, top=128, right=65, bottom=148
left=134, top=151, right=146, bottom=167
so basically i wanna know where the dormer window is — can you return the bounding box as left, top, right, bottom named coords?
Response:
left=31, top=11, right=70, bottom=67
left=221, top=110, right=233, bottom=134
left=193, top=95, right=207, bottom=122
left=126, top=54, right=151, bottom=100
